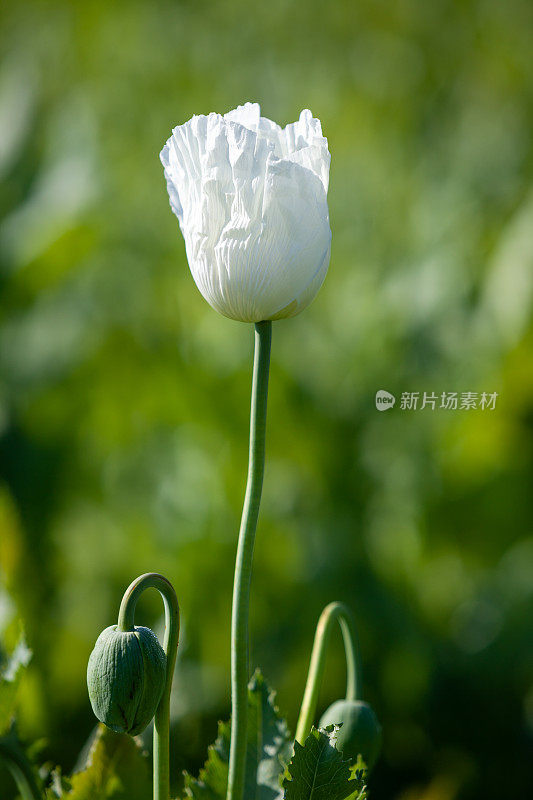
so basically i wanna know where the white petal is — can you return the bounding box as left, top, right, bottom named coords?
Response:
left=224, top=102, right=262, bottom=131
left=272, top=243, right=331, bottom=320
left=160, top=103, right=332, bottom=322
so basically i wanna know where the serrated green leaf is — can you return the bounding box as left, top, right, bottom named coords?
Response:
left=184, top=670, right=290, bottom=800
left=183, top=717, right=230, bottom=800
left=51, top=723, right=151, bottom=800
left=44, top=766, right=71, bottom=798
left=0, top=633, right=32, bottom=735
left=282, top=728, right=364, bottom=800
left=246, top=671, right=292, bottom=798
left=347, top=764, right=367, bottom=800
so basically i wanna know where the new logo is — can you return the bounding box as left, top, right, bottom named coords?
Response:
left=375, top=390, right=396, bottom=411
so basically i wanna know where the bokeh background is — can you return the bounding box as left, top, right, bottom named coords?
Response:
left=1, top=1, right=533, bottom=798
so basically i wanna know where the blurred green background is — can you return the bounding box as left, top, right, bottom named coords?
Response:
left=1, top=0, right=532, bottom=798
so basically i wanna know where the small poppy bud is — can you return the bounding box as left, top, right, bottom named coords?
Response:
left=319, top=700, right=382, bottom=769
left=87, top=625, right=166, bottom=736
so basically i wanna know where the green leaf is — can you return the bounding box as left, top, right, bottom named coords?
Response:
left=183, top=717, right=229, bottom=800
left=347, top=764, right=367, bottom=800
left=0, top=632, right=32, bottom=735
left=44, top=766, right=71, bottom=798
left=46, top=724, right=151, bottom=800
left=184, top=670, right=290, bottom=800
left=246, top=671, right=292, bottom=797
left=282, top=728, right=366, bottom=800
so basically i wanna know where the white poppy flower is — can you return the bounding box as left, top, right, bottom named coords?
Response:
left=160, top=103, right=331, bottom=322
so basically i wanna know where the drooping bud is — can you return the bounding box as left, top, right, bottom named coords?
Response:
left=87, top=625, right=166, bottom=736
left=319, top=700, right=382, bottom=769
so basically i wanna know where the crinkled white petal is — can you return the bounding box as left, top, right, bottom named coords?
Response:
left=160, top=103, right=331, bottom=322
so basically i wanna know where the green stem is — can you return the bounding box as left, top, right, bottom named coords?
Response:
left=117, top=572, right=180, bottom=800
left=295, top=602, right=362, bottom=744
left=227, top=321, right=272, bottom=800
left=0, top=737, right=42, bottom=800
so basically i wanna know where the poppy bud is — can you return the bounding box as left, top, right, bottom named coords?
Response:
left=87, top=625, right=166, bottom=736
left=319, top=700, right=382, bottom=769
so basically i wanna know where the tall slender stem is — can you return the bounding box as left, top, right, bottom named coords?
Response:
left=117, top=573, right=180, bottom=800
left=295, top=602, right=362, bottom=744
left=227, top=321, right=272, bottom=800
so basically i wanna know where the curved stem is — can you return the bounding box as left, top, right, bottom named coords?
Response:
left=295, top=602, right=362, bottom=744
left=227, top=321, right=272, bottom=800
left=117, top=572, right=180, bottom=800
left=0, top=737, right=42, bottom=800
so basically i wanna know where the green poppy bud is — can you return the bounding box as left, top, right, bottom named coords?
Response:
left=87, top=624, right=166, bottom=736
left=319, top=700, right=382, bottom=769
